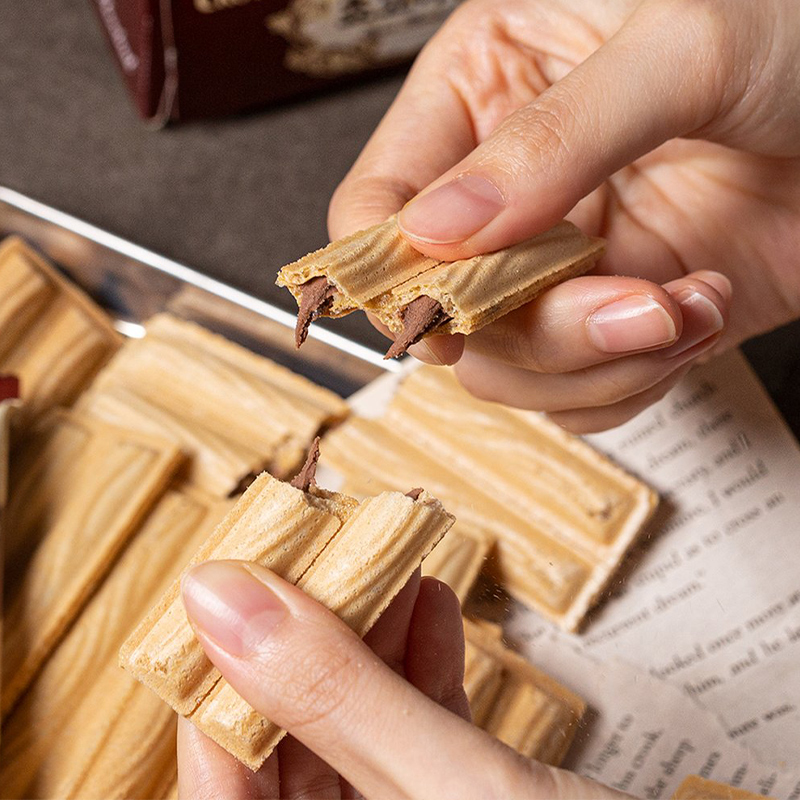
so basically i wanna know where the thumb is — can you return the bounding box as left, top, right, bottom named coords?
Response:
left=181, top=560, right=629, bottom=800
left=181, top=560, right=515, bottom=799
left=397, top=1, right=734, bottom=259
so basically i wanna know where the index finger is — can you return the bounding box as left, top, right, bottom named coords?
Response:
left=327, top=31, right=475, bottom=239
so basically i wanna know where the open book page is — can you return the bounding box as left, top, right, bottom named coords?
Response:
left=339, top=349, right=800, bottom=798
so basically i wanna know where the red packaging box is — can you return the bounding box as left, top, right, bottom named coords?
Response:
left=91, top=0, right=460, bottom=123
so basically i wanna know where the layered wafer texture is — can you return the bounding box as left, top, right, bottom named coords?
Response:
left=463, top=618, right=585, bottom=765
left=277, top=217, right=605, bottom=354
left=380, top=221, right=605, bottom=337
left=0, top=237, right=120, bottom=428
left=78, top=314, right=349, bottom=496
left=121, top=473, right=453, bottom=770
left=323, top=366, right=657, bottom=631
left=671, top=775, right=773, bottom=800
left=0, top=490, right=229, bottom=800
left=2, top=411, right=183, bottom=716
left=276, top=215, right=438, bottom=317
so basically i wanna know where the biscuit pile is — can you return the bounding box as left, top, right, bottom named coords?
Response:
left=0, top=236, right=656, bottom=796
left=0, top=239, right=361, bottom=796
left=323, top=366, right=658, bottom=632
left=122, top=471, right=453, bottom=770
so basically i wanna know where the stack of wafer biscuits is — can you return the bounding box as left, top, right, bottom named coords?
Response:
left=670, top=775, right=774, bottom=800
left=2, top=411, right=185, bottom=717
left=277, top=215, right=605, bottom=357
left=0, top=238, right=121, bottom=430
left=322, top=366, right=658, bottom=631
left=78, top=314, right=349, bottom=496
left=0, top=490, right=231, bottom=799
left=463, top=618, right=586, bottom=766
left=121, top=468, right=454, bottom=770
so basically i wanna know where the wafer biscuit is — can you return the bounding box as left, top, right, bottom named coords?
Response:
left=422, top=524, right=492, bottom=603
left=671, top=775, right=772, bottom=800
left=464, top=639, right=505, bottom=725
left=463, top=618, right=585, bottom=765
left=81, top=314, right=348, bottom=494
left=122, top=472, right=453, bottom=770
left=0, top=490, right=229, bottom=799
left=186, top=487, right=453, bottom=769
left=1, top=412, right=183, bottom=717
left=323, top=367, right=657, bottom=631
left=121, top=473, right=352, bottom=715
left=0, top=237, right=120, bottom=427
left=276, top=217, right=604, bottom=355
left=380, top=221, right=605, bottom=338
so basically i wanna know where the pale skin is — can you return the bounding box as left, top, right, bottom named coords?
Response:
left=178, top=562, right=628, bottom=799
left=179, top=1, right=800, bottom=796
left=330, top=0, right=800, bottom=433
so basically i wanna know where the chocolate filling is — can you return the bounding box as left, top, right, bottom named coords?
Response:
left=384, top=296, right=451, bottom=360
left=0, top=375, right=19, bottom=402
left=405, top=488, right=424, bottom=501
left=295, top=277, right=337, bottom=348
left=290, top=436, right=321, bottom=492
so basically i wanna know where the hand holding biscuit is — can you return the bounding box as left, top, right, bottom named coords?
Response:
left=330, top=0, right=800, bottom=432
left=177, top=567, right=629, bottom=800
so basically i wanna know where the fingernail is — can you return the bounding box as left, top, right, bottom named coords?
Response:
left=665, top=288, right=725, bottom=357
left=182, top=561, right=286, bottom=658
left=696, top=272, right=732, bottom=304
left=587, top=295, right=677, bottom=353
left=407, top=339, right=444, bottom=366
left=398, top=175, right=505, bottom=244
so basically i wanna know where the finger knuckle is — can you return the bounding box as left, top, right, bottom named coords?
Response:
left=270, top=640, right=362, bottom=732
left=292, top=774, right=343, bottom=800
left=514, top=90, right=580, bottom=168
left=642, top=0, right=735, bottom=99
left=456, top=368, right=502, bottom=404
left=584, top=369, right=638, bottom=407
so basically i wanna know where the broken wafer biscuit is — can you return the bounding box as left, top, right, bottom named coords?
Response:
left=0, top=237, right=120, bottom=427
left=463, top=618, right=585, bottom=765
left=322, top=366, right=657, bottom=631
left=121, top=452, right=453, bottom=770
left=671, top=775, right=773, bottom=800
left=422, top=524, right=493, bottom=604
left=1, top=411, right=183, bottom=717
left=276, top=215, right=439, bottom=345
left=80, top=314, right=349, bottom=495
left=0, top=490, right=229, bottom=799
left=277, top=217, right=604, bottom=356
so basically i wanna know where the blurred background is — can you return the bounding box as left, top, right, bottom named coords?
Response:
left=0, top=0, right=798, bottom=432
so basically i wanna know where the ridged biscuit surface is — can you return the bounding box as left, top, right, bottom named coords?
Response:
left=2, top=412, right=182, bottom=717
left=0, top=237, right=120, bottom=428
left=322, top=366, right=657, bottom=631
left=0, top=491, right=228, bottom=799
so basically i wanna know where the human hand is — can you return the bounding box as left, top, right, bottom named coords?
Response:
left=330, top=0, right=800, bottom=432
left=177, top=560, right=628, bottom=799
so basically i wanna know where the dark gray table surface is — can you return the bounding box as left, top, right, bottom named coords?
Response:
left=1, top=0, right=798, bottom=435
